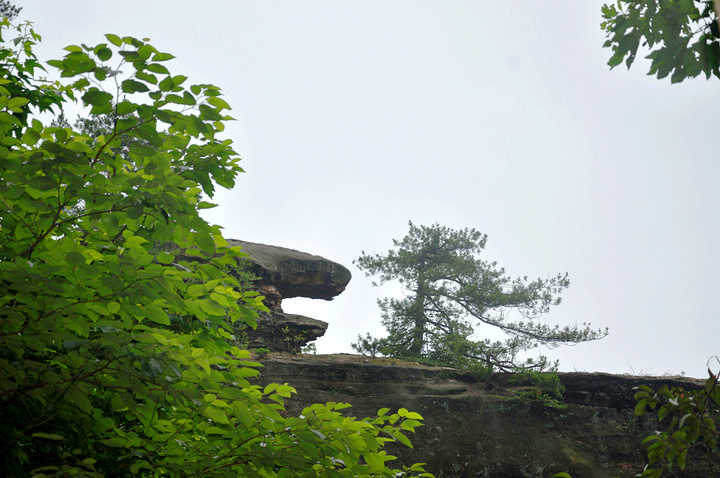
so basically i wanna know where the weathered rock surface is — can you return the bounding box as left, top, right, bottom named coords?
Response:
left=253, top=354, right=706, bottom=477
left=246, top=312, right=328, bottom=352
left=230, top=240, right=352, bottom=301
left=229, top=240, right=351, bottom=351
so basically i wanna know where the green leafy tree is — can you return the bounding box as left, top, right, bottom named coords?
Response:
left=353, top=222, right=607, bottom=372
left=0, top=18, right=432, bottom=477
left=601, top=0, right=720, bottom=82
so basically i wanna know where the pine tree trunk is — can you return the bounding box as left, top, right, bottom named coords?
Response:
left=408, top=275, right=426, bottom=357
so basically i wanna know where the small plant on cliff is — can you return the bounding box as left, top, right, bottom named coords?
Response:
left=509, top=371, right=565, bottom=397
left=302, top=342, right=318, bottom=354
left=282, top=325, right=310, bottom=353
left=353, top=221, right=607, bottom=372
left=512, top=389, right=567, bottom=411
left=509, top=371, right=567, bottom=410
left=0, top=17, right=433, bottom=477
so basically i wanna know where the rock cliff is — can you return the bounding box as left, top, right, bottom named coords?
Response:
left=229, top=241, right=708, bottom=476
left=253, top=354, right=705, bottom=478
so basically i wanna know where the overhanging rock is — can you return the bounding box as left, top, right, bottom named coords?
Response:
left=228, top=240, right=352, bottom=352
left=229, top=240, right=352, bottom=300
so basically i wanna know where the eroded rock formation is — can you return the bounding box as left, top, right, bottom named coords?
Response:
left=229, top=240, right=351, bottom=352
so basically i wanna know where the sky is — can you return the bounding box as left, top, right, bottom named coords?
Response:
left=17, top=1, right=720, bottom=378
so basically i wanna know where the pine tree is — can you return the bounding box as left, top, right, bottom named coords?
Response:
left=353, top=222, right=607, bottom=371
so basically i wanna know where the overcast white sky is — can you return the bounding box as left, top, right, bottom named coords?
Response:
left=19, top=1, right=720, bottom=378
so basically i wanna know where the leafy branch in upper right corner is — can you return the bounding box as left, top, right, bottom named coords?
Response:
left=601, top=0, right=720, bottom=83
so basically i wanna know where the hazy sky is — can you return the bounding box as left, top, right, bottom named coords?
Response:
left=19, top=1, right=720, bottom=378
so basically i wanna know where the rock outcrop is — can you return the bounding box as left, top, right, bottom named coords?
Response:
left=223, top=240, right=709, bottom=475
left=253, top=354, right=706, bottom=478
left=229, top=240, right=351, bottom=352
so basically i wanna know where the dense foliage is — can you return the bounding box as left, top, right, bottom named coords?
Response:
left=352, top=222, right=607, bottom=372
left=633, top=361, right=720, bottom=477
left=0, top=18, right=431, bottom=477
left=601, top=0, right=720, bottom=82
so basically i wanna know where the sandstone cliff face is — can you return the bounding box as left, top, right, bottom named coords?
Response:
left=253, top=354, right=705, bottom=478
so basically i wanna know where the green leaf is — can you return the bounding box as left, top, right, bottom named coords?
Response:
left=7, top=97, right=30, bottom=109
left=365, top=451, right=385, bottom=470
left=152, top=51, right=175, bottom=62
left=393, top=430, right=413, bottom=448
left=65, top=251, right=86, bottom=267
left=198, top=298, right=225, bottom=316
left=96, top=47, right=112, bottom=62
left=233, top=403, right=254, bottom=427
left=195, top=231, right=216, bottom=253
left=146, top=63, right=170, bottom=75
left=203, top=393, right=217, bottom=403
left=122, top=79, right=150, bottom=93
left=187, top=283, right=206, bottom=297
left=145, top=305, right=170, bottom=325
left=63, top=339, right=88, bottom=350
left=172, top=75, right=188, bottom=87
left=158, top=76, right=174, bottom=92
left=105, top=34, right=122, bottom=46
left=28, top=175, right=57, bottom=191
left=156, top=251, right=175, bottom=265
left=66, top=385, right=93, bottom=414
left=116, top=101, right=138, bottom=116
left=207, top=96, right=231, bottom=111
left=141, top=357, right=164, bottom=378
left=199, top=104, right=223, bottom=121
left=129, top=461, right=153, bottom=474
left=32, top=433, right=65, bottom=440
left=82, top=89, right=113, bottom=107
left=135, top=70, right=158, bottom=85
left=204, top=406, right=229, bottom=424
